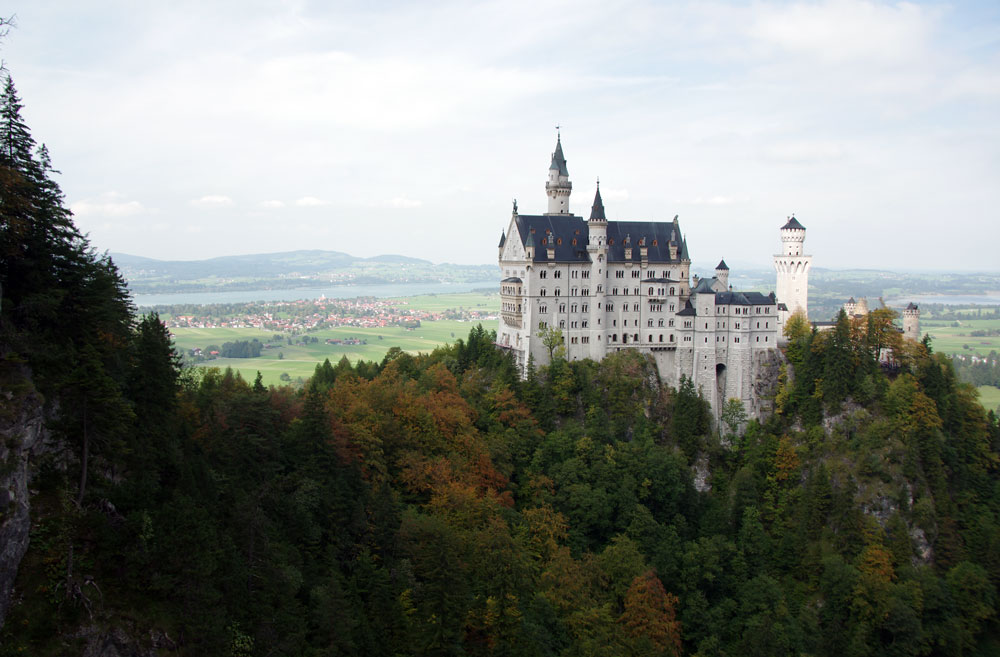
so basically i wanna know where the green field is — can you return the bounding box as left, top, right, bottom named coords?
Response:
left=922, top=318, right=1000, bottom=357
left=977, top=385, right=1000, bottom=412
left=169, top=292, right=500, bottom=386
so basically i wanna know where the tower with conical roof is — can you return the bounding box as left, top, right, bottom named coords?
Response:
left=903, top=303, right=920, bottom=342
left=774, top=215, right=812, bottom=328
left=715, top=259, right=729, bottom=289
left=545, top=133, right=572, bottom=215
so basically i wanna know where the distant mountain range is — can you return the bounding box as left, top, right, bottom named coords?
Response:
left=110, top=250, right=434, bottom=280
left=110, top=250, right=496, bottom=294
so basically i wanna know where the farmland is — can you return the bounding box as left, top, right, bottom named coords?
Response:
left=169, top=292, right=498, bottom=386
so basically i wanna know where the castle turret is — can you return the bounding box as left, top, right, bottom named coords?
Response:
left=903, top=303, right=920, bottom=342
left=715, top=259, right=729, bottom=289
left=545, top=134, right=572, bottom=215
left=774, top=215, right=812, bottom=327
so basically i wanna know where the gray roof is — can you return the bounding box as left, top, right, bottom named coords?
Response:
left=677, top=300, right=696, bottom=316
left=501, top=277, right=522, bottom=283
left=692, top=277, right=716, bottom=294
left=498, top=232, right=506, bottom=248
left=590, top=185, right=606, bottom=221
left=510, top=214, right=690, bottom=264
left=906, top=302, right=918, bottom=310
left=716, top=290, right=775, bottom=306
left=716, top=259, right=729, bottom=270
left=549, top=136, right=569, bottom=176
left=782, top=216, right=805, bottom=230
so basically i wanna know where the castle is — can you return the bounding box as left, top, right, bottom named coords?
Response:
left=497, top=136, right=809, bottom=418
left=843, top=297, right=920, bottom=342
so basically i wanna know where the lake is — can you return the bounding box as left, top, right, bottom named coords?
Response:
left=132, top=280, right=498, bottom=307
left=884, top=294, right=1000, bottom=306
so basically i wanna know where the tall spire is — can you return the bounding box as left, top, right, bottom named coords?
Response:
left=545, top=131, right=572, bottom=214
left=549, top=133, right=569, bottom=177
left=589, top=180, right=606, bottom=222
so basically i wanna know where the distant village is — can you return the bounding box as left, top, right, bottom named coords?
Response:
left=160, top=296, right=497, bottom=332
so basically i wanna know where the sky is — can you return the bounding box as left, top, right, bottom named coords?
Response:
left=2, top=0, right=999, bottom=270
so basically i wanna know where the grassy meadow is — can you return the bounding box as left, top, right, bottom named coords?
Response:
left=921, top=317, right=1000, bottom=357
left=170, top=293, right=498, bottom=386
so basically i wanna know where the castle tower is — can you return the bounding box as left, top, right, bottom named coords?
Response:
left=844, top=297, right=857, bottom=317
left=774, top=215, right=812, bottom=325
left=545, top=134, right=572, bottom=215
left=903, top=303, right=920, bottom=342
left=715, top=259, right=729, bottom=289
left=587, top=183, right=609, bottom=359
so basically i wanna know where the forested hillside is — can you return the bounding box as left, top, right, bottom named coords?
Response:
left=2, top=69, right=1000, bottom=656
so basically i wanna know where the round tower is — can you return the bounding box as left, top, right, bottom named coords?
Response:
left=774, top=215, right=812, bottom=325
left=545, top=134, right=572, bottom=215
left=903, top=303, right=920, bottom=342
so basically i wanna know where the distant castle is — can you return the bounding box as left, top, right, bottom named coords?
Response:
left=496, top=135, right=812, bottom=419
left=842, top=296, right=921, bottom=342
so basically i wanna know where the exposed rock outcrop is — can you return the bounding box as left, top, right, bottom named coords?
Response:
left=0, top=366, right=49, bottom=630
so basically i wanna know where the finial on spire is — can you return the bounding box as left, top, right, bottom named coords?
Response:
left=512, top=198, right=518, bottom=213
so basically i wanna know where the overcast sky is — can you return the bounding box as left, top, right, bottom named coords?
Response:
left=3, top=1, right=999, bottom=270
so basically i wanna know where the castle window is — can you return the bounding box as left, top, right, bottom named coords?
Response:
left=669, top=287, right=675, bottom=295
left=554, top=270, right=562, bottom=279
left=649, top=287, right=654, bottom=295
left=669, top=319, right=674, bottom=327
left=582, top=271, right=590, bottom=279
left=559, top=320, right=565, bottom=328
left=539, top=321, right=548, bottom=328
left=557, top=238, right=562, bottom=245
left=623, top=288, right=628, bottom=296
left=648, top=335, right=653, bottom=342
left=756, top=336, right=759, bottom=342
left=540, top=270, right=547, bottom=279
left=571, top=321, right=578, bottom=328
left=539, top=305, right=547, bottom=313
left=582, top=336, right=589, bottom=344
left=756, top=322, right=760, bottom=328
left=571, top=304, right=577, bottom=312
left=612, top=334, right=618, bottom=342
left=647, top=271, right=654, bottom=279
left=572, top=270, right=578, bottom=278
left=555, top=288, right=561, bottom=296
left=765, top=336, right=768, bottom=342
left=652, top=240, right=658, bottom=246
left=582, top=304, right=589, bottom=312
left=634, top=288, right=639, bottom=295
left=616, top=270, right=624, bottom=279
left=634, top=334, right=639, bottom=342
left=571, top=238, right=577, bottom=246
left=632, top=271, right=640, bottom=278
left=609, top=239, right=614, bottom=245
left=559, top=304, right=566, bottom=313
left=597, top=285, right=603, bottom=293
left=634, top=304, right=639, bottom=312
left=705, top=337, right=709, bottom=343
left=735, top=337, right=740, bottom=343
left=648, top=319, right=654, bottom=327
left=669, top=304, right=675, bottom=312
left=582, top=320, right=588, bottom=328
left=765, top=322, right=769, bottom=328
left=658, top=319, right=664, bottom=327
left=540, top=288, right=547, bottom=296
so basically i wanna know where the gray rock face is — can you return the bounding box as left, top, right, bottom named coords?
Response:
left=0, top=378, right=48, bottom=630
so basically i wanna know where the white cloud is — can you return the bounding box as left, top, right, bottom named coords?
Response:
left=748, top=0, right=934, bottom=65
left=763, top=142, right=846, bottom=164
left=600, top=187, right=630, bottom=201
left=375, top=198, right=422, bottom=209
left=294, top=196, right=330, bottom=207
left=190, top=195, right=234, bottom=207
left=688, top=196, right=736, bottom=206
left=70, top=191, right=146, bottom=217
